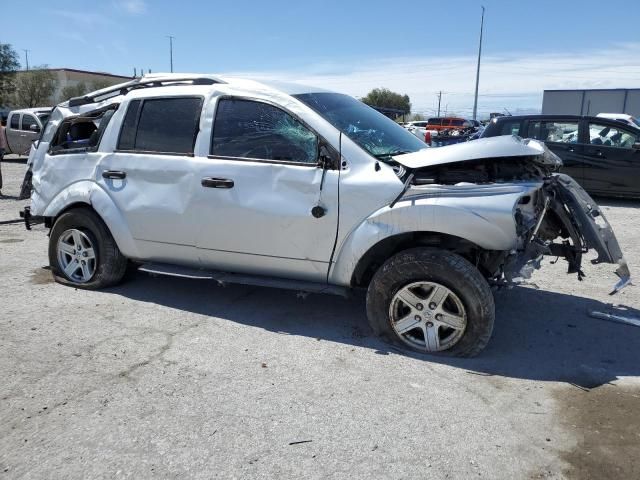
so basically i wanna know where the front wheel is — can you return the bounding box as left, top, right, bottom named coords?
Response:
left=366, top=248, right=495, bottom=357
left=48, top=208, right=128, bottom=289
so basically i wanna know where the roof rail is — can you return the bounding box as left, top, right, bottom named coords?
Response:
left=67, top=76, right=224, bottom=107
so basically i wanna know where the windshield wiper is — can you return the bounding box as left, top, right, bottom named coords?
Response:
left=374, top=150, right=412, bottom=160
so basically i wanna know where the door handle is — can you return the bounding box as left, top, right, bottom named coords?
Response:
left=202, top=177, right=234, bottom=189
left=102, top=170, right=127, bottom=179
left=595, top=151, right=604, bottom=157
left=568, top=147, right=575, bottom=153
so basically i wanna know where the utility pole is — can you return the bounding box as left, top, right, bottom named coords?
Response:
left=472, top=6, right=485, bottom=121
left=437, top=91, right=442, bottom=117
left=167, top=35, right=175, bottom=73
left=23, top=49, right=30, bottom=71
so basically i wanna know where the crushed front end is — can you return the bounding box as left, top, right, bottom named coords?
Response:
left=508, top=173, right=631, bottom=294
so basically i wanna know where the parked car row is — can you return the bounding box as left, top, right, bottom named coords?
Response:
left=404, top=117, right=484, bottom=147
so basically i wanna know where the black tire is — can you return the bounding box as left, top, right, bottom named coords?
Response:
left=366, top=247, right=495, bottom=357
left=48, top=207, right=128, bottom=289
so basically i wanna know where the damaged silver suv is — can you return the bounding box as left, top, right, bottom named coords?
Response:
left=25, top=74, right=631, bottom=357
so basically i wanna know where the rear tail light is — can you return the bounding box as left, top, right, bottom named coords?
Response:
left=424, top=131, right=432, bottom=145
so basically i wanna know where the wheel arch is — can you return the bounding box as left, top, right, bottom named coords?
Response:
left=349, top=231, right=493, bottom=288
left=43, top=182, right=139, bottom=258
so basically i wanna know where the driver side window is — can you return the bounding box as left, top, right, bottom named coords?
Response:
left=211, top=98, right=318, bottom=164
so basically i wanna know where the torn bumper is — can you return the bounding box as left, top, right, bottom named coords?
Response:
left=550, top=174, right=631, bottom=294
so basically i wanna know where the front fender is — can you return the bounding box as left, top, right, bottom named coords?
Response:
left=329, top=183, right=541, bottom=286
left=40, top=181, right=139, bottom=258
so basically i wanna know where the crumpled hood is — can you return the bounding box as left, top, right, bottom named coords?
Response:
left=392, top=135, right=562, bottom=169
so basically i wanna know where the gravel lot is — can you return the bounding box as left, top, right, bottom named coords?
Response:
left=1, top=158, right=639, bottom=479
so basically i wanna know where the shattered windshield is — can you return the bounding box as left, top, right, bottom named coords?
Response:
left=294, top=92, right=426, bottom=159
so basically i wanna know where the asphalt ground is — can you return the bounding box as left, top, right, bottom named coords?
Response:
left=1, top=158, right=639, bottom=479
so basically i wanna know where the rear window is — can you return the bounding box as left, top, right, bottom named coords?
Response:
left=118, top=97, right=203, bottom=154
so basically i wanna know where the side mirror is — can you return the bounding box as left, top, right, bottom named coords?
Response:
left=29, top=124, right=40, bottom=132
left=318, top=143, right=339, bottom=169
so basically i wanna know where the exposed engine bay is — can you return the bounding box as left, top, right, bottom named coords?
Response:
left=390, top=142, right=631, bottom=295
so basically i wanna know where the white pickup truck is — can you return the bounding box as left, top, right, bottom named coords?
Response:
left=5, top=108, right=51, bottom=155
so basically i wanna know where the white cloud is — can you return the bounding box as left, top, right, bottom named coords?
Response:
left=116, top=0, right=147, bottom=14
left=227, top=43, right=640, bottom=117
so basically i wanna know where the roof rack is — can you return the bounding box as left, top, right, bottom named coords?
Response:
left=67, top=76, right=224, bottom=107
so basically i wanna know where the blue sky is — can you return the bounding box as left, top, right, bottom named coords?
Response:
left=4, top=0, right=640, bottom=117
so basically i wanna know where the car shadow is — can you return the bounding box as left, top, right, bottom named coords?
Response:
left=105, top=272, right=640, bottom=388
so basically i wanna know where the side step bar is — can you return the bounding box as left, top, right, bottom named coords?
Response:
left=138, top=262, right=350, bottom=297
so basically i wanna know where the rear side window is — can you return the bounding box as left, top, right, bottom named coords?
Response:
left=10, top=114, right=19, bottom=129
left=499, top=121, right=521, bottom=136
left=427, top=118, right=442, bottom=126
left=118, top=97, right=202, bottom=154
left=530, top=121, right=579, bottom=144
left=21, top=114, right=39, bottom=132
left=211, top=98, right=318, bottom=164
left=451, top=119, right=464, bottom=127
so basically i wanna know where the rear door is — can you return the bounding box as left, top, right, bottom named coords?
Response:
left=527, top=119, right=584, bottom=185
left=96, top=96, right=204, bottom=264
left=582, top=121, right=640, bottom=196
left=6, top=112, right=23, bottom=154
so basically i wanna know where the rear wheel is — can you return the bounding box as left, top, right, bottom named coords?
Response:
left=366, top=247, right=495, bottom=357
left=48, top=208, right=128, bottom=289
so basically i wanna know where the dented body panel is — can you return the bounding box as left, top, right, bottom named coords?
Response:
left=27, top=74, right=631, bottom=294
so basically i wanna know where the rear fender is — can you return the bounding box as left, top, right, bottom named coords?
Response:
left=41, top=181, right=139, bottom=258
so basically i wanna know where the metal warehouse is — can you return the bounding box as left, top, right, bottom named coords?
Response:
left=542, top=88, right=640, bottom=117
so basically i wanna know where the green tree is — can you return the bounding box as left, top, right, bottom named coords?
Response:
left=59, top=79, right=121, bottom=102
left=90, top=79, right=114, bottom=91
left=361, top=88, right=411, bottom=114
left=13, top=66, right=57, bottom=107
left=60, top=81, right=88, bottom=101
left=0, top=44, right=20, bottom=107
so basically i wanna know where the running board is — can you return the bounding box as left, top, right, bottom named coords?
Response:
left=138, top=262, right=350, bottom=297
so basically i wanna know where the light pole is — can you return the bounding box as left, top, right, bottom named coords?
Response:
left=167, top=35, right=175, bottom=73
left=23, top=49, right=30, bottom=71
left=472, top=6, right=485, bottom=121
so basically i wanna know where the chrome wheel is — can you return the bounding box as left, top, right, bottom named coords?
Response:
left=389, top=281, right=467, bottom=352
left=56, top=229, right=97, bottom=283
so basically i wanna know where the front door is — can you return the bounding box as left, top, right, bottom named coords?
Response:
left=581, top=121, right=640, bottom=197
left=194, top=97, right=340, bottom=282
